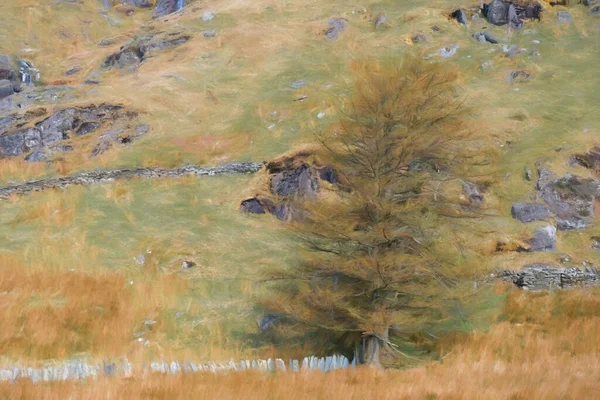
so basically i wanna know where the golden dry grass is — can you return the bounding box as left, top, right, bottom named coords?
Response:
left=0, top=288, right=599, bottom=399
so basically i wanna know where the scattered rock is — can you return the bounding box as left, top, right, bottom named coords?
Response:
left=440, top=45, right=459, bottom=58
left=290, top=80, right=307, bottom=89
left=498, top=264, right=600, bottom=290
left=590, top=6, right=600, bottom=16
left=557, top=11, right=571, bottom=23
left=508, top=70, right=530, bottom=83
left=411, top=33, right=427, bottom=44
left=527, top=224, right=556, bottom=252
left=181, top=260, right=195, bottom=269
left=451, top=9, right=468, bottom=26
left=592, top=236, right=600, bottom=250
left=374, top=14, right=387, bottom=29
left=240, top=197, right=273, bottom=214
left=0, top=80, right=15, bottom=100
left=524, top=166, right=534, bottom=181
left=472, top=31, right=498, bottom=44
left=511, top=202, right=551, bottom=223
left=153, top=0, right=185, bottom=18
left=103, top=31, right=190, bottom=69
left=64, top=66, right=81, bottom=76
left=504, top=44, right=520, bottom=58
left=325, top=18, right=346, bottom=40
left=202, top=10, right=215, bottom=21
left=203, top=29, right=217, bottom=38
left=99, top=39, right=115, bottom=46
left=463, top=181, right=484, bottom=204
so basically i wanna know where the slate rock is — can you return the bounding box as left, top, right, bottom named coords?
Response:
left=441, top=45, right=459, bottom=58
left=509, top=70, right=530, bottom=82
left=511, top=202, right=551, bottom=223
left=557, top=11, right=571, bottom=23
left=374, top=14, right=387, bottom=29
left=484, top=0, right=542, bottom=26
left=319, top=166, right=338, bottom=184
left=451, top=9, right=468, bottom=25
left=120, top=0, right=152, bottom=7
left=103, top=31, right=190, bottom=69
left=463, top=181, right=484, bottom=204
left=325, top=18, right=346, bottom=40
left=537, top=168, right=600, bottom=230
left=290, top=80, right=306, bottom=89
left=473, top=31, right=498, bottom=44
left=240, top=198, right=272, bottom=214
left=271, top=164, right=319, bottom=198
left=572, top=147, right=600, bottom=171
left=153, top=0, right=185, bottom=18
left=485, top=0, right=510, bottom=25
left=590, top=6, right=600, bottom=15
left=411, top=33, right=427, bottom=43
left=25, top=150, right=48, bottom=162
left=527, top=225, right=556, bottom=252
left=203, top=29, right=217, bottom=38
left=0, top=55, right=18, bottom=82
left=0, top=80, right=15, bottom=100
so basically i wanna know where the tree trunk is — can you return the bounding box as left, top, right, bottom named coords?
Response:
left=356, top=335, right=382, bottom=368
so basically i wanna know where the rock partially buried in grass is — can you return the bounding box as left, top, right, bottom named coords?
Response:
left=325, top=18, right=346, bottom=40
left=373, top=14, right=387, bottom=30
left=450, top=9, right=468, bottom=26
left=473, top=31, right=498, bottom=44
left=527, top=225, right=557, bottom=252
left=103, top=31, right=191, bottom=69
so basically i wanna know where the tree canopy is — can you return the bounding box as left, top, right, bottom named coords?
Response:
left=261, top=56, right=495, bottom=367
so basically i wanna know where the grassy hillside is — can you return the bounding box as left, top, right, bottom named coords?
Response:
left=0, top=0, right=599, bottom=395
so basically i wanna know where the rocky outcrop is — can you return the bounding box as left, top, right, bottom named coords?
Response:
left=0, top=104, right=141, bottom=161
left=0, top=55, right=21, bottom=99
left=240, top=153, right=339, bottom=221
left=498, top=264, right=600, bottom=291
left=537, top=169, right=600, bottom=230
left=512, top=168, right=600, bottom=231
left=103, top=31, right=190, bottom=69
left=0, top=162, right=262, bottom=198
left=483, top=0, right=542, bottom=27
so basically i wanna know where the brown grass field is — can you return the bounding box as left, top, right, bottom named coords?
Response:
left=2, top=287, right=600, bottom=399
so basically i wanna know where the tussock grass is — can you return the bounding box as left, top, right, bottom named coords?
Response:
left=2, top=288, right=600, bottom=399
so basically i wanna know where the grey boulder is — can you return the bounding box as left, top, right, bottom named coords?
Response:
left=527, top=225, right=556, bottom=252
left=511, top=202, right=551, bottom=223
